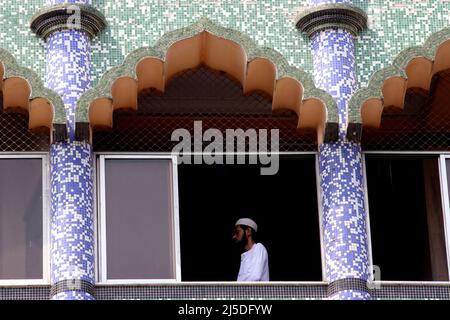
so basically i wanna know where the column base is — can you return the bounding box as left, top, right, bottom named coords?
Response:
left=327, top=278, right=371, bottom=300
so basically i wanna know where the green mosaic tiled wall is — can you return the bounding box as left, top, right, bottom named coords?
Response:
left=0, top=0, right=448, bottom=87
left=357, top=0, right=450, bottom=86
left=0, top=1, right=46, bottom=77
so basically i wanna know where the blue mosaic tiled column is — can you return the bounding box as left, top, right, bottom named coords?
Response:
left=47, top=23, right=94, bottom=301
left=298, top=1, right=371, bottom=299
left=30, top=0, right=105, bottom=300
left=49, top=141, right=94, bottom=300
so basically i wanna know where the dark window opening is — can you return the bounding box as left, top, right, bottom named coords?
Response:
left=366, top=155, right=449, bottom=281
left=178, top=155, right=323, bottom=281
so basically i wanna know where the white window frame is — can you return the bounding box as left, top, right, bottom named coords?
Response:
left=96, top=154, right=181, bottom=285
left=315, top=153, right=327, bottom=282
left=0, top=153, right=50, bottom=286
left=363, top=151, right=450, bottom=284
left=439, top=155, right=450, bottom=279
left=95, top=151, right=327, bottom=285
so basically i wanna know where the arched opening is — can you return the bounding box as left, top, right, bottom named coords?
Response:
left=93, top=67, right=325, bottom=282
left=0, top=93, right=49, bottom=151
left=0, top=51, right=68, bottom=146
left=360, top=63, right=450, bottom=282
left=0, top=51, right=67, bottom=285
left=78, top=19, right=338, bottom=145
left=347, top=31, right=450, bottom=282
left=93, top=66, right=318, bottom=152
left=361, top=68, right=450, bottom=151
left=0, top=82, right=48, bottom=282
left=0, top=69, right=50, bottom=151
left=90, top=19, right=328, bottom=284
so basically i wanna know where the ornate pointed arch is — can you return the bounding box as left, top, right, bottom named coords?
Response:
left=75, top=17, right=338, bottom=144
left=347, top=27, right=450, bottom=141
left=0, top=49, right=67, bottom=142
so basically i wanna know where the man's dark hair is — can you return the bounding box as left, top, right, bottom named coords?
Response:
left=239, top=224, right=257, bottom=242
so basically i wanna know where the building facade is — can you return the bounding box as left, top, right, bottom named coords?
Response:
left=0, top=0, right=449, bottom=300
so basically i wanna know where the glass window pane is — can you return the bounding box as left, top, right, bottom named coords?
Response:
left=0, top=158, right=43, bottom=279
left=104, top=159, right=175, bottom=280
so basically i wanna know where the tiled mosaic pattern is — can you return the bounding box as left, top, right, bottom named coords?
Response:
left=311, top=13, right=370, bottom=299
left=312, top=29, right=357, bottom=133
left=0, top=287, right=50, bottom=300
left=358, top=0, right=450, bottom=86
left=0, top=0, right=448, bottom=302
left=0, top=1, right=46, bottom=77
left=95, top=285, right=329, bottom=300
left=0, top=1, right=448, bottom=87
left=50, top=142, right=95, bottom=299
left=329, top=289, right=371, bottom=300
left=46, top=30, right=91, bottom=139
left=309, top=0, right=351, bottom=4
left=53, top=290, right=94, bottom=300
left=88, top=0, right=312, bottom=86
left=371, top=285, right=450, bottom=300
left=1, top=284, right=449, bottom=300
left=46, top=0, right=90, bottom=4
left=46, top=21, right=94, bottom=300
left=319, top=143, right=370, bottom=282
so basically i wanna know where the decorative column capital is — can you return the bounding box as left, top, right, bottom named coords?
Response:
left=30, top=3, right=107, bottom=40
left=295, top=3, right=367, bottom=38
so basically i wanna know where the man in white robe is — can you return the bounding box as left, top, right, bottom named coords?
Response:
left=232, top=218, right=269, bottom=281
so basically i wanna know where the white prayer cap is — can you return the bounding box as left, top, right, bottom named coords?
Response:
left=235, top=218, right=258, bottom=232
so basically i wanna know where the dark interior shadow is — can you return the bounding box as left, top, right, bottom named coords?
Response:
left=178, top=155, right=323, bottom=282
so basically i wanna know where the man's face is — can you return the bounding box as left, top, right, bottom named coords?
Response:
left=233, top=225, right=248, bottom=252
left=233, top=225, right=244, bottom=243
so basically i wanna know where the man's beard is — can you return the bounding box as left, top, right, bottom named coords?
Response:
left=234, top=234, right=248, bottom=253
